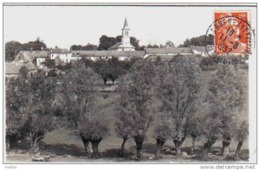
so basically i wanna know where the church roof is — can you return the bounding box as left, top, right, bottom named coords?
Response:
left=109, top=42, right=123, bottom=49
left=109, top=42, right=135, bottom=50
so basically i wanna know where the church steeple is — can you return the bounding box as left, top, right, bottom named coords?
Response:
left=123, top=17, right=129, bottom=29
left=122, top=18, right=130, bottom=44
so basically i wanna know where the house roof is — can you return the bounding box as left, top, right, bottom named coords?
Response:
left=51, top=52, right=71, bottom=55
left=145, top=47, right=193, bottom=54
left=5, top=62, right=37, bottom=75
left=190, top=46, right=207, bottom=52
left=23, top=61, right=37, bottom=70
left=15, top=51, right=49, bottom=62
left=71, top=50, right=145, bottom=57
left=146, top=55, right=178, bottom=60
left=54, top=56, right=64, bottom=65
left=5, top=62, right=21, bottom=75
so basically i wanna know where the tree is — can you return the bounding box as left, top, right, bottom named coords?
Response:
left=180, top=39, right=190, bottom=47
left=5, top=41, right=24, bottom=61
left=114, top=86, right=133, bottom=155
left=5, top=67, right=31, bottom=149
left=179, top=34, right=214, bottom=47
left=42, top=58, right=56, bottom=67
left=165, top=41, right=175, bottom=48
left=51, top=46, right=69, bottom=53
left=28, top=70, right=56, bottom=152
left=70, top=44, right=83, bottom=51
left=6, top=67, right=56, bottom=152
left=60, top=62, right=108, bottom=157
left=153, top=112, right=173, bottom=159
left=115, top=60, right=158, bottom=159
left=87, top=57, right=130, bottom=84
left=92, top=59, right=111, bottom=84
left=201, top=64, right=248, bottom=160
left=147, top=44, right=159, bottom=48
left=23, top=37, right=47, bottom=51
left=232, top=114, right=248, bottom=160
left=130, top=37, right=140, bottom=50
left=98, top=35, right=117, bottom=50
left=79, top=107, right=109, bottom=158
left=70, top=43, right=98, bottom=51
left=82, top=43, right=98, bottom=50
left=195, top=102, right=221, bottom=160
left=107, top=57, right=128, bottom=83
left=156, top=56, right=202, bottom=154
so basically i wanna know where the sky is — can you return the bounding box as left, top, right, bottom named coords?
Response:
left=3, top=5, right=256, bottom=49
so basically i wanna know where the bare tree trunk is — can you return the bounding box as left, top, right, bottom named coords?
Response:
left=155, top=138, right=165, bottom=160
left=120, top=137, right=127, bottom=155
left=202, top=140, right=214, bottom=160
left=191, top=136, right=196, bottom=155
left=221, top=141, right=231, bottom=156
left=81, top=137, right=91, bottom=154
left=90, top=139, right=102, bottom=158
left=235, top=140, right=243, bottom=160
left=221, top=135, right=231, bottom=156
left=31, top=131, right=44, bottom=153
left=134, top=135, right=144, bottom=160
left=6, top=137, right=10, bottom=151
left=173, top=136, right=186, bottom=154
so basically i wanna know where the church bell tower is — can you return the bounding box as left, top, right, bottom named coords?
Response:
left=122, top=18, right=130, bottom=44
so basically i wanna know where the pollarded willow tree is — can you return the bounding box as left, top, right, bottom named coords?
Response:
left=153, top=112, right=173, bottom=159
left=60, top=62, right=109, bottom=158
left=78, top=107, right=109, bottom=158
left=233, top=117, right=248, bottom=160
left=29, top=70, right=57, bottom=152
left=115, top=59, right=158, bottom=159
left=6, top=67, right=56, bottom=153
left=155, top=56, right=202, bottom=155
left=201, top=64, right=248, bottom=160
left=6, top=67, right=31, bottom=149
left=114, top=83, right=133, bottom=155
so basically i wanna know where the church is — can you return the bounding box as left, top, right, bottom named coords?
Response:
left=108, top=18, right=135, bottom=51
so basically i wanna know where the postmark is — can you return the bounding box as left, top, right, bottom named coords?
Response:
left=205, top=11, right=255, bottom=58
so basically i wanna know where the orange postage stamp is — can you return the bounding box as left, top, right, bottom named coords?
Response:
left=213, top=11, right=251, bottom=56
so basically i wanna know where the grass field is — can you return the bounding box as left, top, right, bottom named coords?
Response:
left=5, top=68, right=249, bottom=163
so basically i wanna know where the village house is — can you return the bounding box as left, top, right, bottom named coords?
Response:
left=5, top=61, right=37, bottom=78
left=190, top=45, right=208, bottom=57
left=71, top=50, right=145, bottom=61
left=143, top=47, right=193, bottom=60
left=14, top=50, right=49, bottom=68
left=50, top=52, right=73, bottom=64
